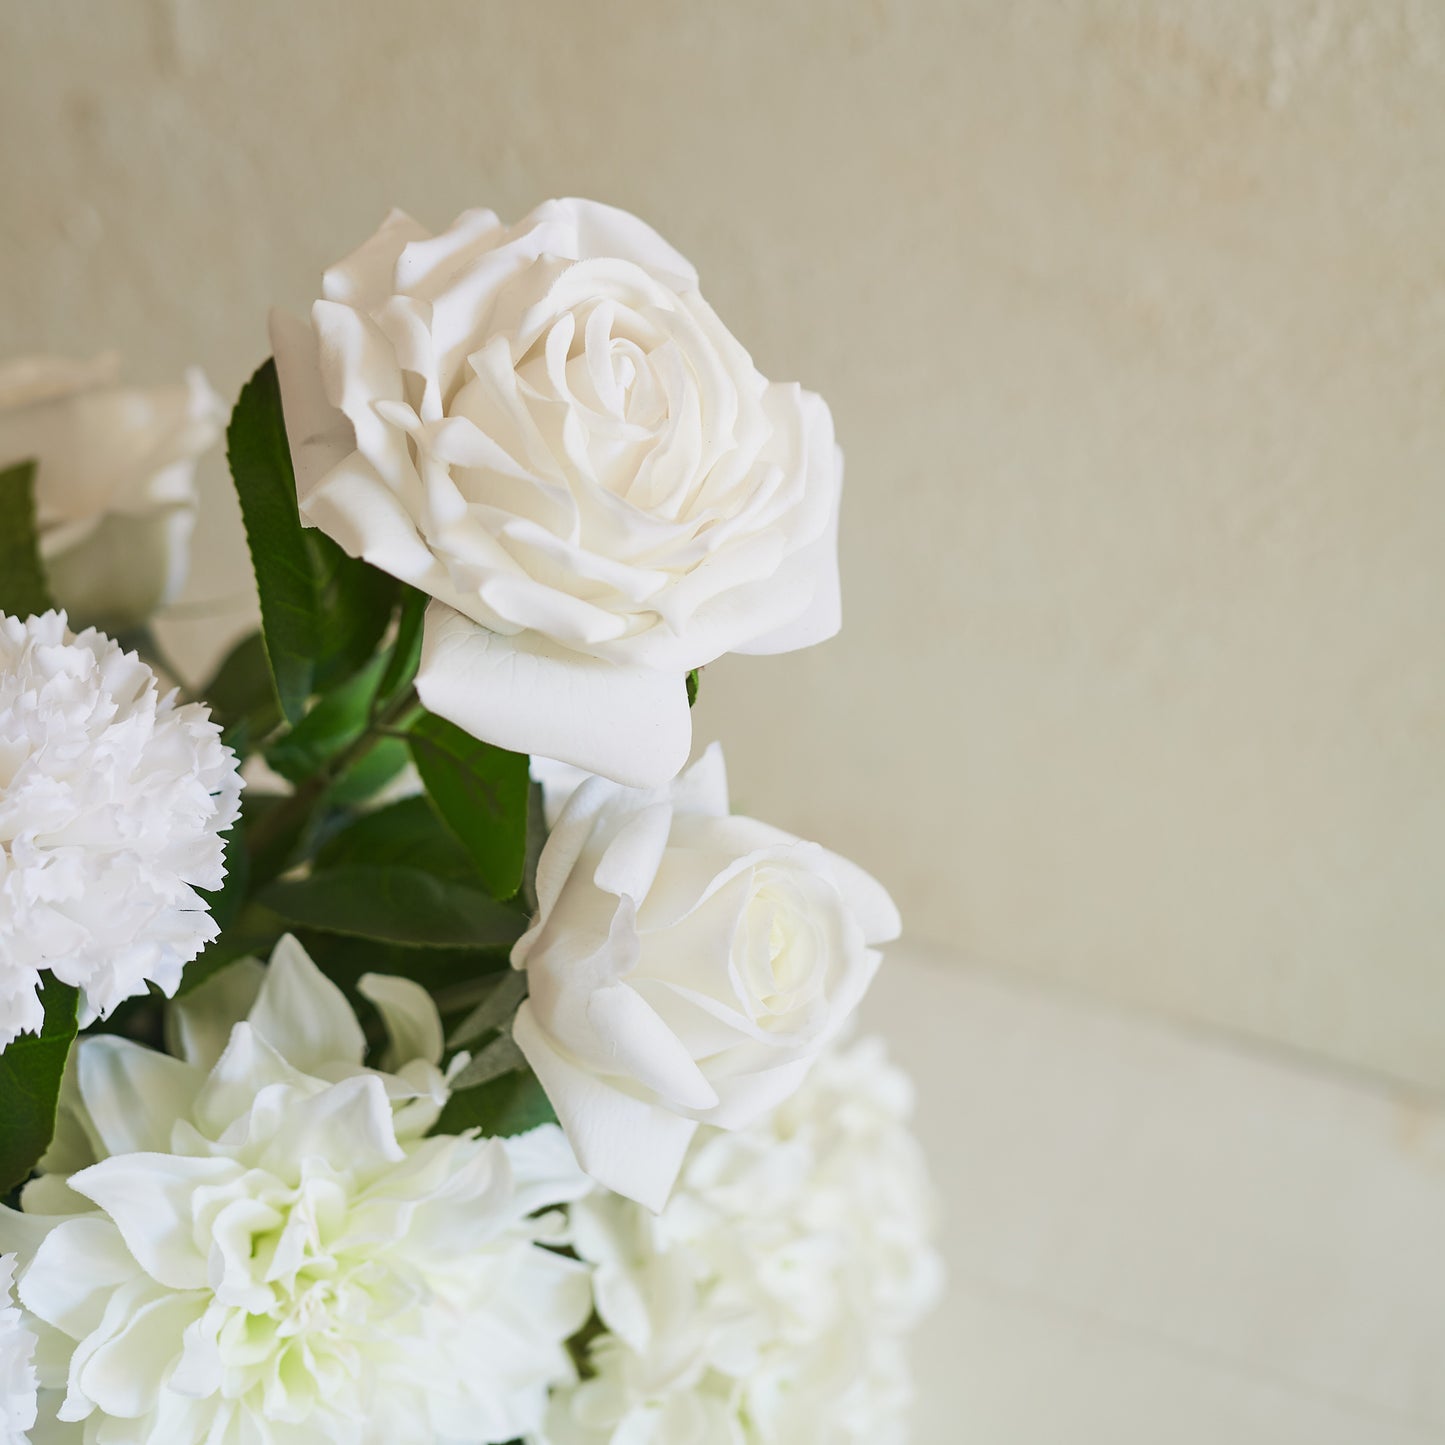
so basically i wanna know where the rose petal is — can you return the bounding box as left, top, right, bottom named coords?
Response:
left=268, top=306, right=355, bottom=502
left=416, top=602, right=692, bottom=788
left=512, top=1004, right=696, bottom=1211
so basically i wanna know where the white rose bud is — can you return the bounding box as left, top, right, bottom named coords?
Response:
left=511, top=745, right=900, bottom=1210
left=0, top=354, right=224, bottom=633
left=270, top=198, right=843, bottom=786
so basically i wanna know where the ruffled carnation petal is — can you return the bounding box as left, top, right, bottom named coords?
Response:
left=0, top=612, right=243, bottom=1050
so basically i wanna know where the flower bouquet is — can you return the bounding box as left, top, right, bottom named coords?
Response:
left=0, top=199, right=941, bottom=1445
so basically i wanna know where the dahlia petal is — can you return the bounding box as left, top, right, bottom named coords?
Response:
left=76, top=1039, right=201, bottom=1157
left=68, top=1155, right=240, bottom=1290
left=248, top=935, right=366, bottom=1075
left=357, top=974, right=444, bottom=1070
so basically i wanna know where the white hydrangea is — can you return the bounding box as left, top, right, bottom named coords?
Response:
left=0, top=611, right=242, bottom=1048
left=0, top=936, right=594, bottom=1445
left=542, top=1037, right=943, bottom=1445
left=0, top=1253, right=38, bottom=1445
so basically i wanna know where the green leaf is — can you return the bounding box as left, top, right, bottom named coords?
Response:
left=0, top=978, right=78, bottom=1193
left=433, top=1067, right=557, bottom=1138
left=447, top=1031, right=526, bottom=1091
left=239, top=790, right=313, bottom=889
left=309, top=536, right=398, bottom=690
left=203, top=631, right=282, bottom=746
left=686, top=667, right=701, bottom=708
left=316, top=795, right=476, bottom=883
left=408, top=713, right=530, bottom=900
left=324, top=735, right=411, bottom=808
left=448, top=970, right=528, bottom=1049
left=377, top=585, right=428, bottom=704
left=0, top=459, right=54, bottom=619
left=265, top=652, right=387, bottom=784
left=297, top=930, right=510, bottom=1001
left=227, top=360, right=318, bottom=724
left=260, top=865, right=527, bottom=949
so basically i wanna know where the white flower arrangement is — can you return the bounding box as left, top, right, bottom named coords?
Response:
left=0, top=198, right=938, bottom=1445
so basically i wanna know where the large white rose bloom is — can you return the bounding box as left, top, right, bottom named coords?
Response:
left=511, top=744, right=899, bottom=1210
left=541, top=1037, right=943, bottom=1445
left=270, top=197, right=842, bottom=787
left=0, top=1254, right=38, bottom=1445
left=0, top=612, right=242, bottom=1049
left=0, top=937, right=594, bottom=1445
left=0, top=354, right=224, bottom=633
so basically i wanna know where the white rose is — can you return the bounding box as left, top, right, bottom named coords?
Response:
left=0, top=354, right=224, bottom=632
left=511, top=745, right=899, bottom=1210
left=270, top=198, right=842, bottom=786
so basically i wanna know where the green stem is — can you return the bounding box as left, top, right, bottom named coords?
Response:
left=246, top=685, right=420, bottom=864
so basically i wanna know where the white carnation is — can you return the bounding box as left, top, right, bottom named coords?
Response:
left=0, top=936, right=594, bottom=1445
left=0, top=612, right=242, bottom=1048
left=0, top=1254, right=37, bottom=1445
left=544, top=1037, right=943, bottom=1445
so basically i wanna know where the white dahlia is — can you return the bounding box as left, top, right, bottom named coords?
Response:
left=542, top=1037, right=943, bottom=1445
left=0, top=1254, right=38, bottom=1445
left=0, top=936, right=594, bottom=1445
left=0, top=611, right=242, bottom=1048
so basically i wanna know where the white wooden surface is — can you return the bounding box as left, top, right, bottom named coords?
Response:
left=864, top=946, right=1445, bottom=1444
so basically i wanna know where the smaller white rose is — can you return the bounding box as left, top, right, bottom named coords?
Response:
left=0, top=1253, right=38, bottom=1445
left=0, top=354, right=224, bottom=632
left=511, top=745, right=900, bottom=1210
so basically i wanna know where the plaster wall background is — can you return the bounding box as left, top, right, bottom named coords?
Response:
left=3, top=0, right=1442, bottom=1088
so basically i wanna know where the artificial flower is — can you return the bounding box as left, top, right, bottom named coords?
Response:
left=270, top=197, right=842, bottom=787
left=0, top=354, right=224, bottom=633
left=542, top=1036, right=942, bottom=1444
left=0, top=612, right=242, bottom=1049
left=511, top=744, right=899, bottom=1209
left=1, top=936, right=593, bottom=1445
left=0, top=1253, right=38, bottom=1445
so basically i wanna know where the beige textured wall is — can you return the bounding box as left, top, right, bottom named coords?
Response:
left=3, top=1, right=1442, bottom=1089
